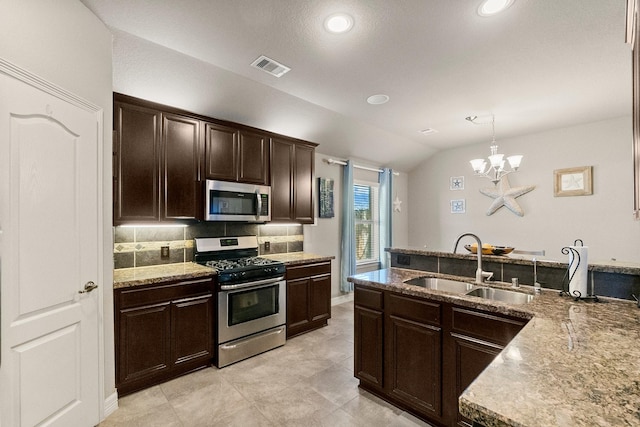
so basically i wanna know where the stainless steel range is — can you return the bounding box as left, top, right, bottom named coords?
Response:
left=194, top=236, right=286, bottom=367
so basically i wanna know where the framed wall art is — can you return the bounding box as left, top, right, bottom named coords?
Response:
left=450, top=199, right=466, bottom=214
left=553, top=166, right=593, bottom=197
left=318, top=177, right=335, bottom=218
left=450, top=176, right=464, bottom=190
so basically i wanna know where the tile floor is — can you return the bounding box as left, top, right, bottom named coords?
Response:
left=100, top=301, right=434, bottom=427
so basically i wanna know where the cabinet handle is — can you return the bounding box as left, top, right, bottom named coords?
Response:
left=79, top=281, right=98, bottom=294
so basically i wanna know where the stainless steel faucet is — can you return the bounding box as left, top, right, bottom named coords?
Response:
left=453, top=233, right=493, bottom=285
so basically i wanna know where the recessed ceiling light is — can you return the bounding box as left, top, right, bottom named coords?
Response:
left=367, top=94, right=389, bottom=105
left=324, top=13, right=354, bottom=33
left=478, top=0, right=514, bottom=17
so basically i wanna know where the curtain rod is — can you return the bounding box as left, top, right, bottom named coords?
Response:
left=324, top=158, right=400, bottom=175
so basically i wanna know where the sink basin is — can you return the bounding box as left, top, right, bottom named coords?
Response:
left=465, top=287, right=534, bottom=304
left=404, top=277, right=474, bottom=294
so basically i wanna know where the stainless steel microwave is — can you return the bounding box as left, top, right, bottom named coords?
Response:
left=205, top=180, right=271, bottom=222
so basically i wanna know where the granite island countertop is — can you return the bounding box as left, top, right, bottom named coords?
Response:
left=348, top=268, right=640, bottom=427
left=261, top=252, right=335, bottom=266
left=113, top=262, right=216, bottom=289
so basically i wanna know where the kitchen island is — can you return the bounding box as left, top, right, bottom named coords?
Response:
left=348, top=268, right=640, bottom=427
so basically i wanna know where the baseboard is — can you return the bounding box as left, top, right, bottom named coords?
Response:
left=331, top=292, right=354, bottom=306
left=103, top=390, right=119, bottom=420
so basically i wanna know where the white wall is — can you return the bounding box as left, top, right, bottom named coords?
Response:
left=304, top=153, right=409, bottom=298
left=0, top=0, right=115, bottom=416
left=408, top=116, right=638, bottom=263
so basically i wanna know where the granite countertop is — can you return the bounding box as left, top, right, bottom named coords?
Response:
left=261, top=252, right=335, bottom=266
left=113, top=253, right=334, bottom=289
left=113, top=262, right=216, bottom=289
left=348, top=268, right=640, bottom=427
left=387, top=247, right=640, bottom=276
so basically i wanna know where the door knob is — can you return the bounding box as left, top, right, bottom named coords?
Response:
left=79, top=281, right=98, bottom=294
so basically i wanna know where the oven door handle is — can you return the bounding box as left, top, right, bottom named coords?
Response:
left=219, top=276, right=285, bottom=291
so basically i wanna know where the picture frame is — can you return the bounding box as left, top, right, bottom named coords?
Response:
left=553, top=166, right=593, bottom=197
left=318, top=177, right=335, bottom=218
left=450, top=199, right=465, bottom=214
left=450, top=176, right=464, bottom=191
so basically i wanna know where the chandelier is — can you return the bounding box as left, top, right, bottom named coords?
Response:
left=467, top=115, right=523, bottom=185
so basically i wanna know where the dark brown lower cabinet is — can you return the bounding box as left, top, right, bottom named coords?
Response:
left=387, top=293, right=443, bottom=420
left=115, top=277, right=215, bottom=396
left=286, top=261, right=331, bottom=338
left=447, top=306, right=528, bottom=427
left=354, top=285, right=385, bottom=391
left=354, top=284, right=528, bottom=427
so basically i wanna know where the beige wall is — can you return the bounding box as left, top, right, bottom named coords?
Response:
left=408, top=116, right=638, bottom=263
left=0, top=0, right=115, bottom=414
left=304, top=153, right=410, bottom=298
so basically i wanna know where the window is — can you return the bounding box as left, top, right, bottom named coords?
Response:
left=354, top=181, right=379, bottom=264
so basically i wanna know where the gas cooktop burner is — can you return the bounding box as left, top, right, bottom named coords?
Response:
left=205, top=257, right=281, bottom=271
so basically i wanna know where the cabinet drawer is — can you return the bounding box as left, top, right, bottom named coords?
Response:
left=387, top=293, right=441, bottom=326
left=451, top=306, right=527, bottom=345
left=117, top=277, right=214, bottom=309
left=355, top=286, right=384, bottom=311
left=286, top=261, right=331, bottom=280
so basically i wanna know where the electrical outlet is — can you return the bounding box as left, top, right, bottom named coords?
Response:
left=264, top=241, right=271, bottom=251
left=161, top=245, right=170, bottom=259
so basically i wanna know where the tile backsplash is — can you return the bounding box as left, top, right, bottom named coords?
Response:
left=114, top=223, right=304, bottom=269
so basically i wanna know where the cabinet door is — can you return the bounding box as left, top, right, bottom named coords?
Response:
left=294, top=143, right=314, bottom=223
left=204, top=122, right=238, bottom=181
left=286, top=277, right=310, bottom=336
left=118, top=302, right=171, bottom=385
left=310, top=274, right=331, bottom=323
left=114, top=102, right=161, bottom=224
left=163, top=113, right=201, bottom=221
left=171, top=294, right=213, bottom=367
left=271, top=138, right=295, bottom=221
left=448, top=306, right=526, bottom=426
left=354, top=306, right=384, bottom=389
left=388, top=315, right=442, bottom=418
left=450, top=334, right=503, bottom=427
left=239, top=130, right=269, bottom=185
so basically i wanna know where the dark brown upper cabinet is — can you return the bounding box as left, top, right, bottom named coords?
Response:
left=271, top=137, right=315, bottom=224
left=113, top=94, right=202, bottom=225
left=204, top=123, right=269, bottom=185
left=629, top=0, right=640, bottom=219
left=114, top=93, right=317, bottom=225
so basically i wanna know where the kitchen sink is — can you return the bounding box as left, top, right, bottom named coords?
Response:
left=465, top=287, right=534, bottom=304
left=404, top=277, right=474, bottom=293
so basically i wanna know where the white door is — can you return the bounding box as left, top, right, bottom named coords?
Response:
left=0, top=65, right=101, bottom=426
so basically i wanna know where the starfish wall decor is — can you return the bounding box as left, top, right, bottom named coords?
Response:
left=393, top=195, right=402, bottom=212
left=479, top=176, right=535, bottom=216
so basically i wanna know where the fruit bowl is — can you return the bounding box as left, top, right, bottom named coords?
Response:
left=464, top=244, right=514, bottom=256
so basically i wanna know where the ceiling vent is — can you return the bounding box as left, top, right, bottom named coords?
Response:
left=251, top=55, right=291, bottom=78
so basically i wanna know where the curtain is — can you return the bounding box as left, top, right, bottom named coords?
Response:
left=340, top=161, right=356, bottom=292
left=379, top=168, right=393, bottom=269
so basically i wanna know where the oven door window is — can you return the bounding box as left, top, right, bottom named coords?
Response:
left=209, top=190, right=256, bottom=216
left=228, top=284, right=279, bottom=326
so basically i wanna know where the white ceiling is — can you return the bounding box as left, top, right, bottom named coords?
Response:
left=81, top=0, right=631, bottom=172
